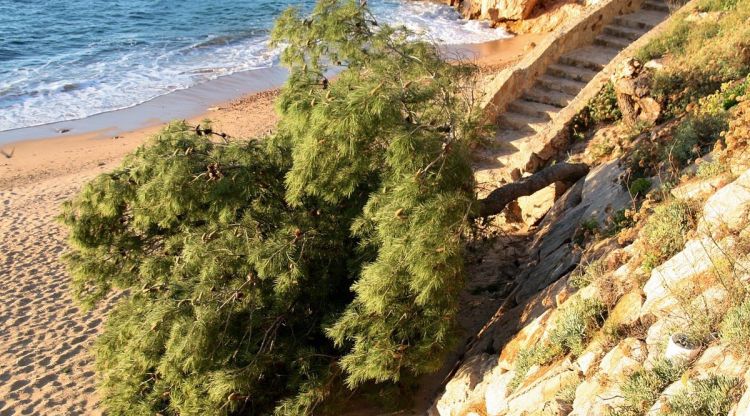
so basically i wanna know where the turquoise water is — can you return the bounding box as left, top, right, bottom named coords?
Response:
left=0, top=0, right=509, bottom=132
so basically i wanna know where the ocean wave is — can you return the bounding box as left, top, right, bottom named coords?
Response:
left=0, top=0, right=510, bottom=132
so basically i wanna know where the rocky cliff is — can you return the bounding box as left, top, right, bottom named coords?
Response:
left=436, top=0, right=591, bottom=33
left=430, top=0, right=750, bottom=413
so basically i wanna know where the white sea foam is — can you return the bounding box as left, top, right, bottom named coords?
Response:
left=0, top=0, right=509, bottom=132
left=374, top=0, right=512, bottom=45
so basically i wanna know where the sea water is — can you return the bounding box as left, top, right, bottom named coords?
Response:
left=0, top=0, right=509, bottom=132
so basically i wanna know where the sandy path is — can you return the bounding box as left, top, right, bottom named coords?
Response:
left=0, top=168, right=117, bottom=415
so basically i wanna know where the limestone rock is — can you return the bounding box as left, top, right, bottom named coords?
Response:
left=505, top=368, right=579, bottom=416
left=444, top=0, right=542, bottom=21
left=692, top=344, right=747, bottom=379
left=700, top=168, right=750, bottom=235
left=670, top=174, right=729, bottom=200
left=571, top=376, right=623, bottom=416
left=599, top=338, right=647, bottom=378
left=641, top=237, right=727, bottom=317
left=579, top=158, right=631, bottom=226
left=608, top=291, right=644, bottom=329
left=490, top=0, right=541, bottom=20
left=436, top=353, right=496, bottom=416
left=575, top=338, right=607, bottom=375
left=498, top=310, right=554, bottom=371
left=485, top=366, right=514, bottom=416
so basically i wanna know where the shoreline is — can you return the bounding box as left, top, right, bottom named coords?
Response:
left=0, top=34, right=546, bottom=191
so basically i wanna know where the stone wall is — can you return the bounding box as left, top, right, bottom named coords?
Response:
left=479, top=0, right=645, bottom=123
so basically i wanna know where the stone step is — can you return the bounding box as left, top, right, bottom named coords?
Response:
left=508, top=99, right=560, bottom=120
left=546, top=63, right=599, bottom=83
left=613, top=9, right=668, bottom=30
left=498, top=111, right=549, bottom=133
left=558, top=45, right=620, bottom=71
left=496, top=128, right=535, bottom=144
left=604, top=24, right=649, bottom=41
left=523, top=86, right=575, bottom=108
left=643, top=0, right=670, bottom=13
left=594, top=34, right=631, bottom=50
left=537, top=74, right=588, bottom=96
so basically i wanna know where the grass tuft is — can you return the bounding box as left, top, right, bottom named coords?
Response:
left=665, top=375, right=742, bottom=416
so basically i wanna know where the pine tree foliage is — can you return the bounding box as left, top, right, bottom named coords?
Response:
left=61, top=1, right=482, bottom=414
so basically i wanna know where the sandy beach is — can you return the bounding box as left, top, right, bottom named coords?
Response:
left=0, top=34, right=543, bottom=415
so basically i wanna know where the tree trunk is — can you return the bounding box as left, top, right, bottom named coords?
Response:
left=476, top=162, right=589, bottom=218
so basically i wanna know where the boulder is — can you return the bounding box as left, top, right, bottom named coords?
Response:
left=611, top=58, right=662, bottom=126
left=517, top=182, right=565, bottom=225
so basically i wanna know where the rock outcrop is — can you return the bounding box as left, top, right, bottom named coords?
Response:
left=441, top=0, right=543, bottom=22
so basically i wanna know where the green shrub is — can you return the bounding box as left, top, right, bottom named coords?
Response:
left=628, top=178, right=652, bottom=197
left=570, top=82, right=622, bottom=144
left=641, top=199, right=697, bottom=270
left=665, top=375, right=742, bottom=416
left=556, top=378, right=580, bottom=405
left=508, top=344, right=564, bottom=392
left=665, top=114, right=728, bottom=168
left=60, top=1, right=482, bottom=414
left=720, top=298, right=750, bottom=353
left=508, top=298, right=605, bottom=392
left=636, top=19, right=691, bottom=63
left=607, top=209, right=636, bottom=236
left=610, top=358, right=685, bottom=415
left=587, top=82, right=622, bottom=124
left=636, top=0, right=750, bottom=118
left=696, top=160, right=726, bottom=178
left=549, top=298, right=607, bottom=356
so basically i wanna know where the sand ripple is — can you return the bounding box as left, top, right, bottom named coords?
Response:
left=0, top=172, right=118, bottom=415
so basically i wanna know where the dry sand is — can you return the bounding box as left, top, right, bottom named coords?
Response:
left=0, top=34, right=541, bottom=416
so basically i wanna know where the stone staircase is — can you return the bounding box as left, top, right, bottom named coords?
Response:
left=478, top=0, right=670, bottom=189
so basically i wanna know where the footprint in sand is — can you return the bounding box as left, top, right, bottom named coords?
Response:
left=9, top=379, right=30, bottom=392
left=33, top=373, right=58, bottom=389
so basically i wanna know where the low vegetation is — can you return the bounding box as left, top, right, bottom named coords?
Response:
left=665, top=375, right=743, bottom=416
left=609, top=358, right=685, bottom=416
left=638, top=0, right=750, bottom=118
left=509, top=298, right=605, bottom=391
left=720, top=298, right=750, bottom=353
left=640, top=199, right=697, bottom=270
left=569, top=258, right=607, bottom=289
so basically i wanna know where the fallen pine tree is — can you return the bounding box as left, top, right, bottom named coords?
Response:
left=59, top=1, right=587, bottom=414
